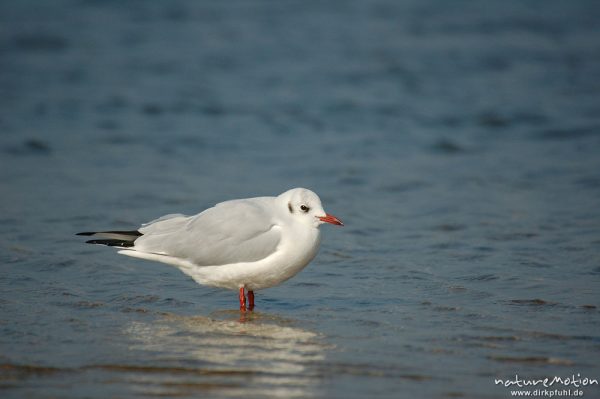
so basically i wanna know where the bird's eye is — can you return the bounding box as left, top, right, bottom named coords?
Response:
left=300, top=205, right=310, bottom=212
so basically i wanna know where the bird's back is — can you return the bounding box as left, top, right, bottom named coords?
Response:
left=132, top=196, right=282, bottom=267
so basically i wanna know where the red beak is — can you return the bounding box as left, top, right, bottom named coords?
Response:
left=318, top=213, right=344, bottom=226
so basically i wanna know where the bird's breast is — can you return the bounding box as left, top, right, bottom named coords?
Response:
left=275, top=226, right=321, bottom=273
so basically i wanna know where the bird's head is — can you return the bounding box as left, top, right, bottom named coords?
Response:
left=279, top=188, right=343, bottom=228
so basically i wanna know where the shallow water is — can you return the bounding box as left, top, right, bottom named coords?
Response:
left=1, top=1, right=600, bottom=398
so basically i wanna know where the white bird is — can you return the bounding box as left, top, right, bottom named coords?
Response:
left=77, top=188, right=343, bottom=311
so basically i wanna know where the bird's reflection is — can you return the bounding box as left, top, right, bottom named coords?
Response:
left=124, top=310, right=327, bottom=398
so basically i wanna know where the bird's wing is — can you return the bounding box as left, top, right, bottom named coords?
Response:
left=139, top=213, right=188, bottom=234
left=132, top=197, right=281, bottom=266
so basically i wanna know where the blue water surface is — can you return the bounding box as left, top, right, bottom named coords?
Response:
left=1, top=1, right=599, bottom=398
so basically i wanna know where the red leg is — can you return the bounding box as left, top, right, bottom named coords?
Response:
left=248, top=290, right=255, bottom=311
left=239, top=287, right=246, bottom=311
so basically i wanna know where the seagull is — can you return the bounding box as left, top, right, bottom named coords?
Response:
left=77, top=188, right=343, bottom=311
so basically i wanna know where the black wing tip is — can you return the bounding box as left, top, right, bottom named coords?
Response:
left=105, top=230, right=143, bottom=236
left=76, top=230, right=142, bottom=237
left=85, top=239, right=135, bottom=248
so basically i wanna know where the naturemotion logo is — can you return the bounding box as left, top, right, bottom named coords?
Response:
left=495, top=374, right=598, bottom=397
